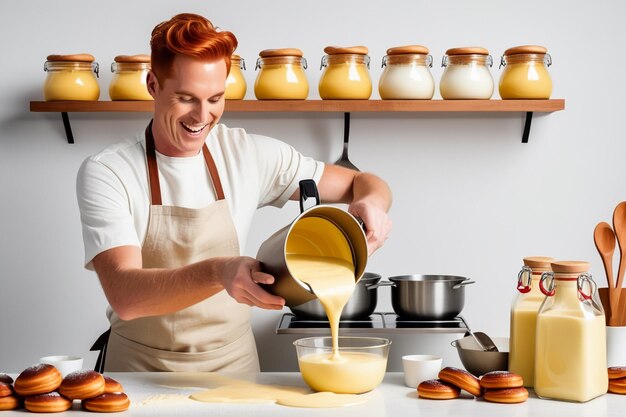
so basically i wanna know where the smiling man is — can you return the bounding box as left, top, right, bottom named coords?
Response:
left=76, top=13, right=392, bottom=372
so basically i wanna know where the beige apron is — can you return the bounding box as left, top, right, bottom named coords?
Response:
left=103, top=122, right=259, bottom=372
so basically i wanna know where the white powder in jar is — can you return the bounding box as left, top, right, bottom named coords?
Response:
left=440, top=63, right=494, bottom=99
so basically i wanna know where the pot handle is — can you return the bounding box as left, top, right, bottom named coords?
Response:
left=366, top=280, right=396, bottom=290
left=452, top=280, right=476, bottom=289
left=299, top=179, right=320, bottom=213
left=450, top=340, right=458, bottom=348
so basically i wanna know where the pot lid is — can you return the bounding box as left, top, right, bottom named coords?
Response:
left=46, top=53, right=95, bottom=62
left=259, top=48, right=303, bottom=58
left=324, top=45, right=369, bottom=55
left=445, top=47, right=489, bottom=56
left=386, top=45, right=429, bottom=55
left=523, top=256, right=554, bottom=269
left=114, top=54, right=150, bottom=63
left=550, top=261, right=590, bottom=274
left=504, top=45, right=548, bottom=56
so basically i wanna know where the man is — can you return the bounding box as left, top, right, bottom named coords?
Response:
left=77, top=13, right=392, bottom=372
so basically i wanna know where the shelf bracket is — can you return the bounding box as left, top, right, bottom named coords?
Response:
left=61, top=112, right=75, bottom=144
left=521, top=111, right=533, bottom=144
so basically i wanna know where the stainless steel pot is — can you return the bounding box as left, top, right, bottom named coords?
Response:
left=256, top=180, right=368, bottom=307
left=374, top=275, right=475, bottom=320
left=289, top=272, right=381, bottom=320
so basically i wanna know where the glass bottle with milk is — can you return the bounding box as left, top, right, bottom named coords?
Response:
left=535, top=261, right=608, bottom=402
left=509, top=256, right=553, bottom=387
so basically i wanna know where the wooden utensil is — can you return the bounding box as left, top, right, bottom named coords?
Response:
left=600, top=288, right=626, bottom=326
left=599, top=287, right=611, bottom=326
left=612, top=202, right=626, bottom=325
left=594, top=222, right=616, bottom=324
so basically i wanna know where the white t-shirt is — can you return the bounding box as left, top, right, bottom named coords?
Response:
left=76, top=123, right=325, bottom=269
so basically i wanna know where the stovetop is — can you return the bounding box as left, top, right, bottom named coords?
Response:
left=276, top=312, right=470, bottom=335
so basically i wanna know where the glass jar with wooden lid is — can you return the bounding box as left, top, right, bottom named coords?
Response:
left=225, top=54, right=247, bottom=100
left=439, top=47, right=494, bottom=99
left=109, top=54, right=152, bottom=101
left=378, top=45, right=434, bottom=99
left=254, top=48, right=308, bottom=100
left=319, top=46, right=372, bottom=99
left=43, top=54, right=100, bottom=101
left=499, top=45, right=552, bottom=99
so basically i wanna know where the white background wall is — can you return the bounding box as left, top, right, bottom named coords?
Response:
left=1, top=0, right=625, bottom=373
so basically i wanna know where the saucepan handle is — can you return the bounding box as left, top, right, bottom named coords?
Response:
left=366, top=280, right=396, bottom=290
left=299, top=179, right=320, bottom=213
left=452, top=280, right=476, bottom=289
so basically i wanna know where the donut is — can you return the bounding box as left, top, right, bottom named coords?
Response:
left=417, top=379, right=461, bottom=400
left=103, top=375, right=123, bottom=394
left=479, top=371, right=524, bottom=389
left=59, top=370, right=105, bottom=400
left=438, top=367, right=483, bottom=397
left=14, top=363, right=62, bottom=396
left=0, top=374, right=13, bottom=384
left=483, top=387, right=529, bottom=404
left=24, top=391, right=72, bottom=413
left=0, top=394, right=20, bottom=411
left=609, top=377, right=626, bottom=395
left=83, top=392, right=130, bottom=412
left=0, top=381, right=13, bottom=397
left=608, top=367, right=626, bottom=380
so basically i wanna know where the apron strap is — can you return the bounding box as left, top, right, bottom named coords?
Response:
left=145, top=120, right=226, bottom=205
left=90, top=328, right=111, bottom=373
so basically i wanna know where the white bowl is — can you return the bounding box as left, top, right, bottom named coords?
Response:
left=39, top=355, right=83, bottom=377
left=402, top=354, right=442, bottom=388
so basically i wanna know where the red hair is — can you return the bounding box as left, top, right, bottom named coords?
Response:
left=150, top=13, right=238, bottom=83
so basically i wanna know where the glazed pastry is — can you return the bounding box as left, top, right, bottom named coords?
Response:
left=609, top=377, right=626, bottom=395
left=59, top=370, right=105, bottom=400
left=0, top=394, right=20, bottom=411
left=608, top=367, right=626, bottom=380
left=417, top=379, right=461, bottom=400
left=0, top=381, right=13, bottom=397
left=103, top=375, right=124, bottom=394
left=483, top=387, right=529, bottom=404
left=14, top=363, right=62, bottom=396
left=0, top=374, right=13, bottom=384
left=83, top=392, right=130, bottom=412
left=438, top=367, right=483, bottom=397
left=24, top=392, right=72, bottom=413
left=479, top=371, right=524, bottom=389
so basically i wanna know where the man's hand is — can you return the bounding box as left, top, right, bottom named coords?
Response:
left=220, top=257, right=286, bottom=310
left=348, top=200, right=392, bottom=255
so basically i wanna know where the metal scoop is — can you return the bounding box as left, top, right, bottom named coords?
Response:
left=459, top=316, right=499, bottom=352
left=335, top=113, right=360, bottom=171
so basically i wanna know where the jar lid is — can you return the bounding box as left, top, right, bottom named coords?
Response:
left=386, top=45, right=429, bottom=55
left=259, top=48, right=303, bottom=58
left=114, top=54, right=150, bottom=63
left=550, top=261, right=590, bottom=274
left=504, top=45, right=548, bottom=56
left=445, top=47, right=489, bottom=56
left=46, top=53, right=95, bottom=62
left=523, top=256, right=555, bottom=269
left=324, top=45, right=369, bottom=55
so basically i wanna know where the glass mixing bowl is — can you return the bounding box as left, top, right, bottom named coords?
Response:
left=293, top=336, right=391, bottom=394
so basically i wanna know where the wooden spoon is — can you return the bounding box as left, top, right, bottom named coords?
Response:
left=612, top=202, right=626, bottom=325
left=595, top=222, right=616, bottom=324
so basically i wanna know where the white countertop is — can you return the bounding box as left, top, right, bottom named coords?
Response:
left=3, top=372, right=623, bottom=416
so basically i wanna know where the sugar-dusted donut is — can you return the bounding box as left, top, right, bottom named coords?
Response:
left=417, top=379, right=461, bottom=400
left=608, top=367, right=626, bottom=380
left=82, top=392, right=130, bottom=412
left=438, top=367, right=483, bottom=397
left=59, top=370, right=105, bottom=400
left=103, top=375, right=123, bottom=394
left=14, top=364, right=62, bottom=396
left=0, top=394, right=20, bottom=411
left=24, top=392, right=72, bottom=413
left=483, top=387, right=529, bottom=404
left=609, top=377, right=626, bottom=395
left=479, top=371, right=524, bottom=389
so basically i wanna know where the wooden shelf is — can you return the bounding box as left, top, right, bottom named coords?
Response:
left=30, top=99, right=564, bottom=113
left=29, top=99, right=564, bottom=144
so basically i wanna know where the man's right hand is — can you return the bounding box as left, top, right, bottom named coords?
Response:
left=220, top=257, right=286, bottom=310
